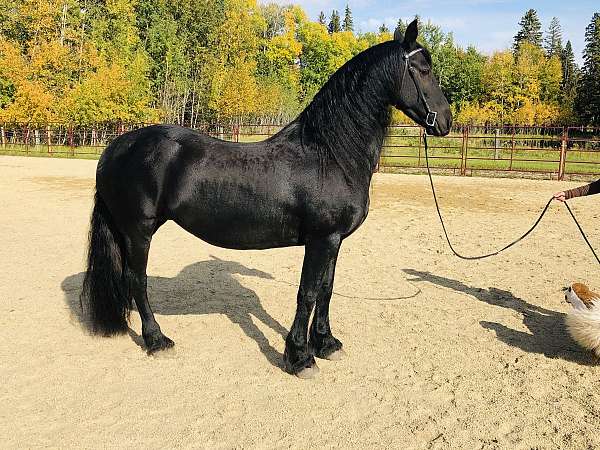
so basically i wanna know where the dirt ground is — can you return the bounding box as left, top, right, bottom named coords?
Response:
left=1, top=155, right=599, bottom=449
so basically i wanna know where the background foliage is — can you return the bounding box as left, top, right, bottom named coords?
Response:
left=0, top=2, right=598, bottom=126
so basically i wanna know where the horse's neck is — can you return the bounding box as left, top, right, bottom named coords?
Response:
left=299, top=72, right=394, bottom=185
left=333, top=106, right=390, bottom=188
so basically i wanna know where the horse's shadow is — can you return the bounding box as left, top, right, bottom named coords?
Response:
left=62, top=256, right=289, bottom=368
left=403, top=269, right=595, bottom=366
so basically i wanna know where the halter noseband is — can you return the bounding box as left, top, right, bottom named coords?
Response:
left=401, top=48, right=438, bottom=128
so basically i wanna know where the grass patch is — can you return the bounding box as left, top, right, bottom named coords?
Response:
left=0, top=144, right=101, bottom=160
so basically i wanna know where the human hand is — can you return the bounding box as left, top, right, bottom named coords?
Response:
left=553, top=191, right=566, bottom=202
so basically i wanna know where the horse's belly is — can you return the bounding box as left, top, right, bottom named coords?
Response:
left=196, top=224, right=301, bottom=250
left=173, top=208, right=302, bottom=250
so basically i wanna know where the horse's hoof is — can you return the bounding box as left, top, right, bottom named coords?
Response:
left=296, top=364, right=320, bottom=379
left=146, top=334, right=175, bottom=354
left=324, top=348, right=346, bottom=361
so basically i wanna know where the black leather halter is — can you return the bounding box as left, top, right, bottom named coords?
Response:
left=401, top=48, right=438, bottom=128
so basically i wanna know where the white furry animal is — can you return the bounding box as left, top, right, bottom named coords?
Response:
left=564, top=283, right=600, bottom=358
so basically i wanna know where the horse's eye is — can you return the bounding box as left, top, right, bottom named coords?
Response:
left=421, top=68, right=431, bottom=76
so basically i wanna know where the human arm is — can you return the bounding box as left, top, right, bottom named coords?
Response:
left=554, top=178, right=600, bottom=202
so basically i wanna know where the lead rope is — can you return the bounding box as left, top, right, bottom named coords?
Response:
left=423, top=133, right=600, bottom=264
left=564, top=201, right=600, bottom=264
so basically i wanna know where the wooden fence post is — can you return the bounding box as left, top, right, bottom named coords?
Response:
left=509, top=127, right=515, bottom=171
left=418, top=127, right=423, bottom=168
left=558, top=127, right=568, bottom=181
left=46, top=124, right=52, bottom=154
left=68, top=126, right=74, bottom=156
left=1, top=125, right=5, bottom=149
left=24, top=125, right=30, bottom=154
left=494, top=128, right=500, bottom=159
left=460, top=126, right=468, bottom=176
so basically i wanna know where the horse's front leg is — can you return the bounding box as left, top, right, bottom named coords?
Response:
left=308, top=239, right=345, bottom=361
left=284, top=234, right=341, bottom=378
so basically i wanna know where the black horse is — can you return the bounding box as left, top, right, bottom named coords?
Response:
left=81, top=19, right=452, bottom=378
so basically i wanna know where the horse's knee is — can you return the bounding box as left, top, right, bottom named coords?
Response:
left=297, top=288, right=318, bottom=308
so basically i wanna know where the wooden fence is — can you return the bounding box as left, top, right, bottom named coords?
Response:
left=1, top=123, right=599, bottom=180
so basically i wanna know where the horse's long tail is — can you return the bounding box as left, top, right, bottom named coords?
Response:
left=81, top=192, right=133, bottom=335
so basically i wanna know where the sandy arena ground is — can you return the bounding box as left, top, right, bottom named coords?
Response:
left=1, top=154, right=599, bottom=449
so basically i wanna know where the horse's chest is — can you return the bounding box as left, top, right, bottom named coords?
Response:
left=342, top=194, right=370, bottom=235
left=306, top=189, right=370, bottom=237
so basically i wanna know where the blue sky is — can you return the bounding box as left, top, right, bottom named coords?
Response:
left=264, top=0, right=598, bottom=65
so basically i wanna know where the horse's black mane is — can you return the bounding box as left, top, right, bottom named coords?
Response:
left=297, top=40, right=411, bottom=183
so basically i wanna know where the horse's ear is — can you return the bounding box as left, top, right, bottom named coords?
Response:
left=393, top=26, right=404, bottom=42
left=404, top=19, right=418, bottom=45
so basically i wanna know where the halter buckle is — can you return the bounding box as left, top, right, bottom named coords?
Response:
left=425, top=111, right=438, bottom=127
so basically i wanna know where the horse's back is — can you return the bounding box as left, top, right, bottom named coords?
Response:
left=98, top=124, right=204, bottom=173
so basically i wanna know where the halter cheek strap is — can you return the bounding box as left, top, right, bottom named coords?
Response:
left=401, top=48, right=438, bottom=128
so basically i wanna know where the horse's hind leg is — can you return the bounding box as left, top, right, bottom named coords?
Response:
left=124, top=224, right=174, bottom=353
left=284, top=234, right=341, bottom=378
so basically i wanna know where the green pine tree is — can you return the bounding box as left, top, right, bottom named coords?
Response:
left=561, top=40, right=578, bottom=100
left=513, top=9, right=542, bottom=51
left=396, top=19, right=407, bottom=36
left=575, top=13, right=600, bottom=125
left=328, top=10, right=341, bottom=34
left=342, top=5, right=353, bottom=32
left=318, top=11, right=326, bottom=26
left=379, top=23, right=389, bottom=34
left=544, top=17, right=563, bottom=57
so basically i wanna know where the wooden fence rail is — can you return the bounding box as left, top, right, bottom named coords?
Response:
left=1, top=123, right=599, bottom=180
